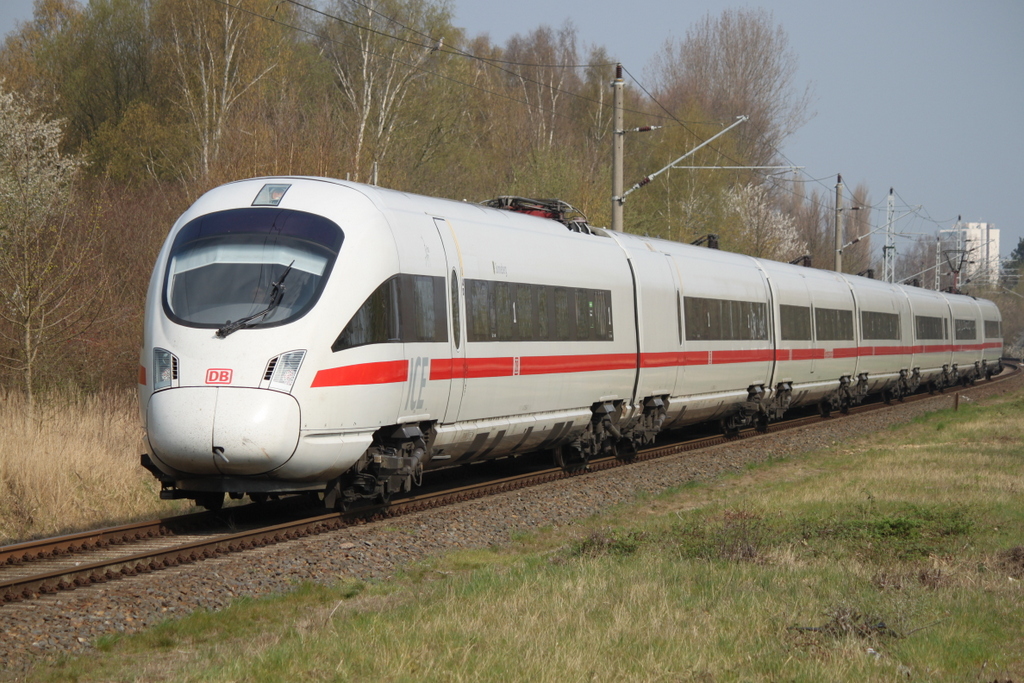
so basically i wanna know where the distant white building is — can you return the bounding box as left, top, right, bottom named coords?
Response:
left=960, top=222, right=1000, bottom=285
left=939, top=222, right=1000, bottom=286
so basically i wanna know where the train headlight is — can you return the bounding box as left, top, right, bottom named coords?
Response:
left=153, top=348, right=178, bottom=390
left=268, top=350, right=306, bottom=393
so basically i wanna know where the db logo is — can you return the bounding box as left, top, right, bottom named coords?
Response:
left=205, top=369, right=233, bottom=384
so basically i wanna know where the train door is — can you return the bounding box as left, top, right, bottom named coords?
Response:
left=432, top=217, right=467, bottom=423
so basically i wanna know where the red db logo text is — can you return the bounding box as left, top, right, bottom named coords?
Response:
left=205, top=369, right=233, bottom=384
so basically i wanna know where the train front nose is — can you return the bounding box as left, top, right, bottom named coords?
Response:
left=146, top=387, right=300, bottom=476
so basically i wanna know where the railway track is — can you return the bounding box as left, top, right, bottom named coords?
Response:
left=2, top=367, right=1016, bottom=606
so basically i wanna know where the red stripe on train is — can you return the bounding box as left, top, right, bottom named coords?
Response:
left=314, top=340, right=1003, bottom=387
left=311, top=360, right=409, bottom=387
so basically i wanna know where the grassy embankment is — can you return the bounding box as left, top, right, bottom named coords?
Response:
left=0, top=390, right=188, bottom=543
left=19, top=386, right=1024, bottom=682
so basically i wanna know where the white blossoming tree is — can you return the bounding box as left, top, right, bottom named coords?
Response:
left=0, top=84, right=89, bottom=410
left=727, top=182, right=804, bottom=261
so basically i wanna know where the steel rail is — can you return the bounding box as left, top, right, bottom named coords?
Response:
left=0, top=513, right=214, bottom=567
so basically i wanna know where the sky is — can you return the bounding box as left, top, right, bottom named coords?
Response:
left=2, top=0, right=1022, bottom=259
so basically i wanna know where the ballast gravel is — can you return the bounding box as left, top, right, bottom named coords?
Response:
left=1, top=377, right=1020, bottom=677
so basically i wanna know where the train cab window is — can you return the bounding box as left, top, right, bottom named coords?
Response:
left=779, top=304, right=811, bottom=341
left=814, top=308, right=854, bottom=341
left=861, top=311, right=900, bottom=340
left=164, top=208, right=343, bottom=329
left=332, top=274, right=447, bottom=352
left=955, top=318, right=977, bottom=341
left=915, top=316, right=944, bottom=340
left=985, top=320, right=1001, bottom=338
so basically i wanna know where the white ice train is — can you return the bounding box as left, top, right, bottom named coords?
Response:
left=138, top=177, right=1003, bottom=510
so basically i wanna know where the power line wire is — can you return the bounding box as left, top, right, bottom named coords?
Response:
left=209, top=0, right=587, bottom=123
left=281, top=0, right=719, bottom=125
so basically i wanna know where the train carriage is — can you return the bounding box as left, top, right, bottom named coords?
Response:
left=846, top=275, right=914, bottom=397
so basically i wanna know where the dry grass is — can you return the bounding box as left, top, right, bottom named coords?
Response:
left=0, top=389, right=186, bottom=543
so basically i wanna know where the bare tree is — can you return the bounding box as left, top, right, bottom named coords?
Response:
left=646, top=7, right=812, bottom=167
left=503, top=22, right=582, bottom=150
left=158, top=0, right=278, bottom=181
left=318, top=0, right=454, bottom=183
left=0, top=85, right=93, bottom=410
left=895, top=234, right=937, bottom=286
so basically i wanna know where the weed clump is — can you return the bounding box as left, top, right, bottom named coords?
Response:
left=568, top=528, right=646, bottom=558
left=791, top=606, right=900, bottom=640
left=668, top=508, right=769, bottom=562
left=997, top=545, right=1024, bottom=578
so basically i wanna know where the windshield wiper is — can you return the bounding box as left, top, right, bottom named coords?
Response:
left=216, top=261, right=295, bottom=338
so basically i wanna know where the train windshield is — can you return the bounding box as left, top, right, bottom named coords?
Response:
left=163, top=208, right=343, bottom=329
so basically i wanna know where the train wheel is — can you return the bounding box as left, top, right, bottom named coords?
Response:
left=553, top=444, right=589, bottom=471
left=754, top=414, right=769, bottom=433
left=818, top=400, right=831, bottom=418
left=615, top=438, right=638, bottom=463
left=719, top=419, right=739, bottom=438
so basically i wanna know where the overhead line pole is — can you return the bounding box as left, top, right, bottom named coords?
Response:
left=883, top=188, right=895, bottom=283
left=834, top=174, right=843, bottom=272
left=611, top=64, right=625, bottom=232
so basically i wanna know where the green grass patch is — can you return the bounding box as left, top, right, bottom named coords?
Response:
left=22, top=387, right=1024, bottom=682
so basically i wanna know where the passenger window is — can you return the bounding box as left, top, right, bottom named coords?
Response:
left=516, top=284, right=534, bottom=340
left=915, top=316, right=943, bottom=340
left=814, top=308, right=854, bottom=341
left=780, top=304, right=811, bottom=341
left=494, top=282, right=513, bottom=340
left=466, top=279, right=490, bottom=342
left=576, top=289, right=595, bottom=340
left=460, top=279, right=613, bottom=342
left=450, top=270, right=460, bottom=349
left=332, top=274, right=447, bottom=352
left=537, top=286, right=550, bottom=340
left=861, top=311, right=900, bottom=340
left=554, top=288, right=571, bottom=341
left=954, top=319, right=977, bottom=340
